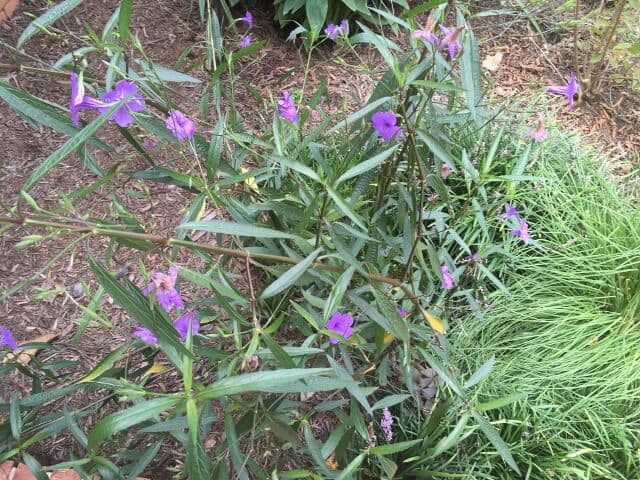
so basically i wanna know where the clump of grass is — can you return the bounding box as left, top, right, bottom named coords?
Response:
left=452, top=135, right=640, bottom=478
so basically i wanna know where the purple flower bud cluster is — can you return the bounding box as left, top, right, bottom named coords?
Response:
left=381, top=407, right=393, bottom=442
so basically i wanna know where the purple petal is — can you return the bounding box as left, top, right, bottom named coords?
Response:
left=111, top=107, right=136, bottom=128
left=133, top=326, right=158, bottom=347
left=173, top=312, right=200, bottom=342
left=326, top=311, right=354, bottom=344
left=440, top=265, right=455, bottom=290
left=1, top=326, right=18, bottom=351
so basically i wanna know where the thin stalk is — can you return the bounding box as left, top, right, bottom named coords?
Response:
left=0, top=214, right=420, bottom=304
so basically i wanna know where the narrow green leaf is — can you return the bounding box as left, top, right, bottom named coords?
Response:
left=328, top=96, right=391, bottom=134
left=464, top=355, right=495, bottom=389
left=473, top=412, right=521, bottom=474
left=335, top=453, right=365, bottom=479
left=476, top=392, right=527, bottom=412
left=306, top=0, right=328, bottom=34
left=178, top=220, right=297, bottom=239
left=371, top=394, right=411, bottom=411
left=431, top=413, right=470, bottom=457
left=17, top=0, right=84, bottom=48
left=23, top=100, right=121, bottom=191
left=118, top=0, right=133, bottom=42
left=260, top=248, right=321, bottom=299
left=76, top=344, right=128, bottom=383
left=370, top=439, right=421, bottom=455
left=326, top=185, right=367, bottom=231
left=88, top=397, right=177, bottom=452
left=10, top=393, right=22, bottom=439
left=335, top=145, right=397, bottom=186
left=197, top=368, right=333, bottom=400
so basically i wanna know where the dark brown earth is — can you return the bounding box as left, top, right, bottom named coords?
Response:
left=0, top=0, right=638, bottom=477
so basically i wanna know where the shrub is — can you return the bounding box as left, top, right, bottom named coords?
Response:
left=0, top=0, right=545, bottom=477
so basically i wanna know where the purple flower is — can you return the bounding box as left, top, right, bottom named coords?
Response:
left=397, top=308, right=409, bottom=317
left=381, top=407, right=393, bottom=442
left=441, top=163, right=451, bottom=180
left=133, top=326, right=158, bottom=347
left=440, top=265, right=455, bottom=290
left=526, top=116, right=548, bottom=142
left=69, top=72, right=85, bottom=128
left=143, top=266, right=184, bottom=312
left=439, top=25, right=464, bottom=59
left=173, top=312, right=200, bottom=342
left=166, top=110, right=195, bottom=140
left=240, top=34, right=252, bottom=48
left=511, top=218, right=530, bottom=245
left=98, top=80, right=145, bottom=128
left=240, top=11, right=253, bottom=27
left=325, top=20, right=348, bottom=40
left=546, top=73, right=579, bottom=109
left=465, top=251, right=479, bottom=262
left=502, top=203, right=520, bottom=220
left=412, top=10, right=438, bottom=45
left=277, top=90, right=298, bottom=123
left=1, top=325, right=17, bottom=351
left=326, top=311, right=354, bottom=345
left=371, top=111, right=402, bottom=142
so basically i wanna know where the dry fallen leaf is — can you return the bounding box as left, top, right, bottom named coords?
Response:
left=2, top=333, right=58, bottom=365
left=482, top=51, right=503, bottom=72
left=0, top=0, right=20, bottom=24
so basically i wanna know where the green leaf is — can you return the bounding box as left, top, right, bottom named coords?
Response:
left=22, top=100, right=121, bottom=191
left=118, top=0, right=133, bottom=42
left=326, top=185, right=367, bottom=232
left=431, top=413, right=470, bottom=457
left=306, top=0, right=328, bottom=34
left=473, top=412, right=521, bottom=474
left=197, top=368, right=333, bottom=400
left=460, top=27, right=482, bottom=125
left=328, top=96, right=391, bottom=134
left=370, top=439, right=421, bottom=455
left=335, top=453, right=365, bottom=479
left=476, top=392, right=527, bottom=412
left=335, top=145, right=397, bottom=186
left=371, top=394, right=410, bottom=411
left=419, top=349, right=463, bottom=396
left=76, top=344, right=128, bottom=383
left=464, top=355, right=495, bottom=389
left=10, top=393, right=22, bottom=440
left=17, top=0, right=84, bottom=49
left=178, top=220, right=297, bottom=239
left=260, top=248, right=321, bottom=299
left=350, top=295, right=409, bottom=344
left=88, top=397, right=177, bottom=452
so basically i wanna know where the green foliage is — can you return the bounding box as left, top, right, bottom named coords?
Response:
left=0, top=0, right=607, bottom=478
left=452, top=135, right=640, bottom=478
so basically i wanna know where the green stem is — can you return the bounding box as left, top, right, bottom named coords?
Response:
left=1, top=214, right=421, bottom=303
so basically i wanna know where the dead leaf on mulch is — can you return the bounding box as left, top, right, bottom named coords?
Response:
left=1, top=333, right=58, bottom=365
left=0, top=462, right=149, bottom=480
left=482, top=51, right=503, bottom=72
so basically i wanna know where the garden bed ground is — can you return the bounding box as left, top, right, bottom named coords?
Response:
left=1, top=0, right=638, bottom=476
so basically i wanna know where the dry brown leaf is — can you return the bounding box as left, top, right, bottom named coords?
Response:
left=482, top=51, right=503, bottom=72
left=0, top=461, right=14, bottom=480
left=0, top=0, right=20, bottom=23
left=50, top=469, right=81, bottom=480
left=2, top=333, right=58, bottom=365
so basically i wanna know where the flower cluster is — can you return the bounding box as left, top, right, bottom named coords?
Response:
left=134, top=266, right=200, bottom=347
left=238, top=11, right=253, bottom=48
left=69, top=74, right=195, bottom=140
left=325, top=20, right=348, bottom=40
left=502, top=203, right=530, bottom=245
left=277, top=90, right=298, bottom=124
left=412, top=14, right=465, bottom=60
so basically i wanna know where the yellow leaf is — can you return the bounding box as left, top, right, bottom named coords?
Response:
left=420, top=308, right=446, bottom=334
left=383, top=332, right=395, bottom=344
left=144, top=362, right=167, bottom=376
left=325, top=453, right=338, bottom=469
left=240, top=166, right=259, bottom=193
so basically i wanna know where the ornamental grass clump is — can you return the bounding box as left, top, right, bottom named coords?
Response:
left=0, top=1, right=555, bottom=477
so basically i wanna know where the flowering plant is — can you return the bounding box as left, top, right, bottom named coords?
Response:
left=0, top=1, right=538, bottom=477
